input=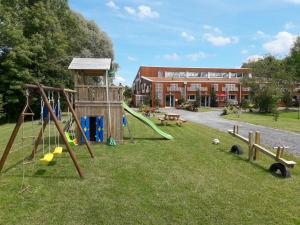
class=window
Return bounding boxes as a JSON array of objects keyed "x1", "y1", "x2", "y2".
[
  {"x1": 189, "y1": 84, "x2": 201, "y2": 91},
  {"x1": 229, "y1": 95, "x2": 236, "y2": 100},
  {"x1": 158, "y1": 71, "x2": 164, "y2": 78},
  {"x1": 211, "y1": 84, "x2": 219, "y2": 92},
  {"x1": 155, "y1": 83, "x2": 163, "y2": 102},
  {"x1": 243, "y1": 95, "x2": 249, "y2": 100},
  {"x1": 225, "y1": 84, "x2": 236, "y2": 91},
  {"x1": 169, "y1": 83, "x2": 178, "y2": 91},
  {"x1": 188, "y1": 95, "x2": 196, "y2": 101}
]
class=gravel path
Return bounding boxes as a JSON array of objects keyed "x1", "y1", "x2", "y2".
[{"x1": 161, "y1": 108, "x2": 300, "y2": 156}]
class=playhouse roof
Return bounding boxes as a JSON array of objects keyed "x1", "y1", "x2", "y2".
[{"x1": 68, "y1": 58, "x2": 111, "y2": 71}]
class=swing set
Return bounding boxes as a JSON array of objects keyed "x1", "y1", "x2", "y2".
[{"x1": 0, "y1": 83, "x2": 94, "y2": 178}]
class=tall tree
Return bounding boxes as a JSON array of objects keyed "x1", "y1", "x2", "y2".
[{"x1": 0, "y1": 0, "x2": 115, "y2": 119}]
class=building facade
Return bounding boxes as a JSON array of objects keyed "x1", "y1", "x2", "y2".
[{"x1": 132, "y1": 66, "x2": 252, "y2": 107}]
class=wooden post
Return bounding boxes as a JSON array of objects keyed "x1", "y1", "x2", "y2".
[
  {"x1": 233, "y1": 125, "x2": 236, "y2": 135},
  {"x1": 37, "y1": 84, "x2": 84, "y2": 178},
  {"x1": 254, "y1": 131, "x2": 260, "y2": 160},
  {"x1": 0, "y1": 114, "x2": 24, "y2": 172},
  {"x1": 236, "y1": 125, "x2": 239, "y2": 134},
  {"x1": 248, "y1": 132, "x2": 254, "y2": 161},
  {"x1": 276, "y1": 147, "x2": 281, "y2": 160},
  {"x1": 280, "y1": 147, "x2": 285, "y2": 158},
  {"x1": 62, "y1": 90, "x2": 94, "y2": 158}
]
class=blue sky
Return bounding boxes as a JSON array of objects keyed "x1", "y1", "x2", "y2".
[{"x1": 69, "y1": 0, "x2": 300, "y2": 85}]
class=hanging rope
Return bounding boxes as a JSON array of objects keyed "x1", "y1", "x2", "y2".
[{"x1": 41, "y1": 96, "x2": 45, "y2": 155}]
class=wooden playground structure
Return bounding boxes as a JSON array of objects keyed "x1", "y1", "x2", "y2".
[
  {"x1": 68, "y1": 58, "x2": 124, "y2": 144},
  {"x1": 228, "y1": 125, "x2": 296, "y2": 177},
  {"x1": 0, "y1": 83, "x2": 94, "y2": 178}
]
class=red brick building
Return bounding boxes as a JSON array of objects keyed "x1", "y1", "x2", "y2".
[{"x1": 132, "y1": 66, "x2": 252, "y2": 107}]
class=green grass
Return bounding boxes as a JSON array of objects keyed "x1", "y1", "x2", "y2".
[
  {"x1": 0, "y1": 116, "x2": 300, "y2": 225},
  {"x1": 224, "y1": 110, "x2": 300, "y2": 133}
]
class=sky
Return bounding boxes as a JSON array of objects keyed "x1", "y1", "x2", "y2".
[{"x1": 69, "y1": 0, "x2": 300, "y2": 85}]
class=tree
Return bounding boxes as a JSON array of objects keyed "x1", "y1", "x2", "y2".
[
  {"x1": 252, "y1": 84, "x2": 281, "y2": 113},
  {"x1": 0, "y1": 0, "x2": 115, "y2": 119},
  {"x1": 286, "y1": 36, "x2": 300, "y2": 81},
  {"x1": 194, "y1": 90, "x2": 201, "y2": 107},
  {"x1": 123, "y1": 86, "x2": 132, "y2": 100},
  {"x1": 0, "y1": 94, "x2": 5, "y2": 119},
  {"x1": 282, "y1": 89, "x2": 293, "y2": 109},
  {"x1": 210, "y1": 89, "x2": 217, "y2": 107}
]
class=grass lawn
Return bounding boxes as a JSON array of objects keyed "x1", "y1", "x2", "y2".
[
  {"x1": 224, "y1": 110, "x2": 300, "y2": 133},
  {"x1": 0, "y1": 116, "x2": 300, "y2": 225}
]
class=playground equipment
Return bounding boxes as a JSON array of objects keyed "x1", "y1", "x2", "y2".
[
  {"x1": 228, "y1": 125, "x2": 296, "y2": 178},
  {"x1": 122, "y1": 102, "x2": 174, "y2": 140},
  {"x1": 0, "y1": 83, "x2": 94, "y2": 178},
  {"x1": 68, "y1": 58, "x2": 124, "y2": 144}
]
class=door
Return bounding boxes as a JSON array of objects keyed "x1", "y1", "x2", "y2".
[
  {"x1": 81, "y1": 116, "x2": 90, "y2": 143},
  {"x1": 165, "y1": 95, "x2": 175, "y2": 107},
  {"x1": 96, "y1": 116, "x2": 104, "y2": 143}
]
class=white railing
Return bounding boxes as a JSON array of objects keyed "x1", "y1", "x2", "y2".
[
  {"x1": 167, "y1": 87, "x2": 182, "y2": 92},
  {"x1": 187, "y1": 87, "x2": 208, "y2": 91},
  {"x1": 222, "y1": 87, "x2": 238, "y2": 92},
  {"x1": 242, "y1": 87, "x2": 251, "y2": 92}
]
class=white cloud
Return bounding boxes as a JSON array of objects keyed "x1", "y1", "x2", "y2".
[
  {"x1": 124, "y1": 5, "x2": 159, "y2": 19},
  {"x1": 241, "y1": 49, "x2": 249, "y2": 55},
  {"x1": 186, "y1": 52, "x2": 207, "y2": 61},
  {"x1": 263, "y1": 31, "x2": 296, "y2": 55},
  {"x1": 181, "y1": 32, "x2": 195, "y2": 41},
  {"x1": 124, "y1": 6, "x2": 135, "y2": 15},
  {"x1": 128, "y1": 56, "x2": 137, "y2": 61},
  {"x1": 114, "y1": 74, "x2": 126, "y2": 85},
  {"x1": 246, "y1": 55, "x2": 264, "y2": 62},
  {"x1": 203, "y1": 33, "x2": 237, "y2": 46},
  {"x1": 137, "y1": 5, "x2": 159, "y2": 18},
  {"x1": 285, "y1": 0, "x2": 300, "y2": 4},
  {"x1": 106, "y1": 1, "x2": 119, "y2": 10},
  {"x1": 284, "y1": 21, "x2": 295, "y2": 30},
  {"x1": 203, "y1": 25, "x2": 221, "y2": 33},
  {"x1": 162, "y1": 53, "x2": 180, "y2": 61},
  {"x1": 161, "y1": 52, "x2": 208, "y2": 62}
]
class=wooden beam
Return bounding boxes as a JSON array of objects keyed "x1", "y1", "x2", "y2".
[
  {"x1": 0, "y1": 114, "x2": 24, "y2": 172},
  {"x1": 0, "y1": 101, "x2": 31, "y2": 172},
  {"x1": 62, "y1": 90, "x2": 94, "y2": 158},
  {"x1": 254, "y1": 144, "x2": 296, "y2": 168},
  {"x1": 37, "y1": 84, "x2": 84, "y2": 178},
  {"x1": 23, "y1": 84, "x2": 76, "y2": 93}
]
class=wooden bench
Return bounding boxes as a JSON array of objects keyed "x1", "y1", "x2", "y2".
[
  {"x1": 158, "y1": 117, "x2": 167, "y2": 125},
  {"x1": 176, "y1": 119, "x2": 187, "y2": 126}
]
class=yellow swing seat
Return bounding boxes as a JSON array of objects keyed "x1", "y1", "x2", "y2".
[
  {"x1": 40, "y1": 153, "x2": 54, "y2": 164},
  {"x1": 53, "y1": 146, "x2": 63, "y2": 155}
]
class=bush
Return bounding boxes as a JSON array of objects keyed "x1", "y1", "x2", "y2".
[{"x1": 222, "y1": 105, "x2": 239, "y2": 115}]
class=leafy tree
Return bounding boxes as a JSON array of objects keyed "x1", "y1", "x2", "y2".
[
  {"x1": 210, "y1": 89, "x2": 217, "y2": 107},
  {"x1": 286, "y1": 36, "x2": 300, "y2": 81},
  {"x1": 252, "y1": 84, "x2": 281, "y2": 113},
  {"x1": 282, "y1": 89, "x2": 293, "y2": 109},
  {"x1": 0, "y1": 94, "x2": 5, "y2": 119},
  {"x1": 0, "y1": 0, "x2": 115, "y2": 119},
  {"x1": 194, "y1": 90, "x2": 201, "y2": 107},
  {"x1": 123, "y1": 86, "x2": 132, "y2": 100}
]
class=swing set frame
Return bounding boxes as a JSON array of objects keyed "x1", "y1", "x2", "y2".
[{"x1": 0, "y1": 83, "x2": 94, "y2": 178}]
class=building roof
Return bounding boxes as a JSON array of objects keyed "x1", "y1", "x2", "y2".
[
  {"x1": 141, "y1": 76, "x2": 241, "y2": 83},
  {"x1": 68, "y1": 58, "x2": 111, "y2": 70},
  {"x1": 138, "y1": 66, "x2": 250, "y2": 78}
]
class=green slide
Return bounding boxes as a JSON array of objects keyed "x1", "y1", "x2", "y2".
[{"x1": 122, "y1": 102, "x2": 174, "y2": 140}]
